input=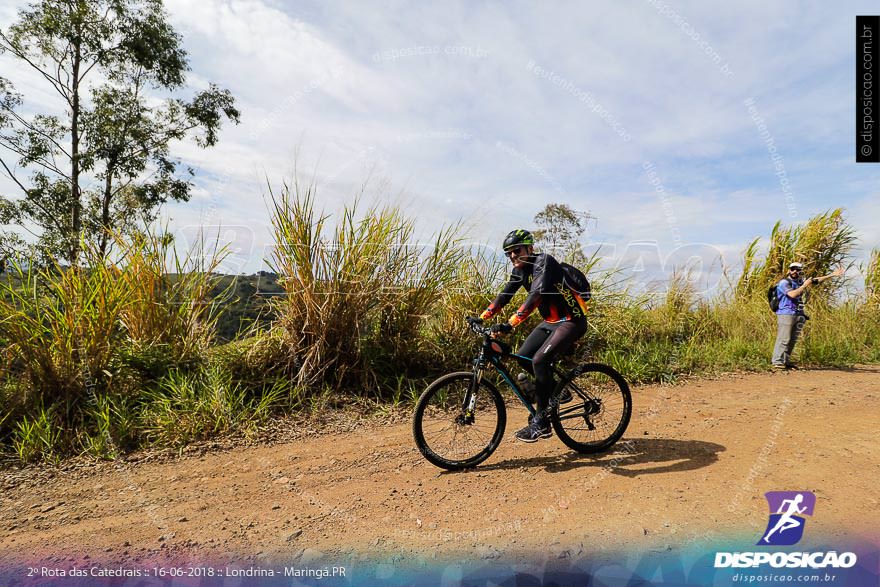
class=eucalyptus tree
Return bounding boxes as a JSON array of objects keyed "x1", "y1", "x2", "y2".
[{"x1": 0, "y1": 0, "x2": 240, "y2": 265}]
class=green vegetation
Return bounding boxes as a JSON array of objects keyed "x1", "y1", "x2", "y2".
[
  {"x1": 865, "y1": 248, "x2": 880, "y2": 306},
  {"x1": 0, "y1": 233, "x2": 285, "y2": 462},
  {"x1": 737, "y1": 209, "x2": 855, "y2": 300},
  {"x1": 1, "y1": 190, "x2": 878, "y2": 463},
  {"x1": 265, "y1": 178, "x2": 473, "y2": 390}
]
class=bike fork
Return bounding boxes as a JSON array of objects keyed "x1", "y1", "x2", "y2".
[{"x1": 463, "y1": 366, "x2": 483, "y2": 417}]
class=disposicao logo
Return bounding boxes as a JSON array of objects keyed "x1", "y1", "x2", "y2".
[
  {"x1": 758, "y1": 491, "x2": 815, "y2": 546},
  {"x1": 714, "y1": 490, "x2": 858, "y2": 569}
]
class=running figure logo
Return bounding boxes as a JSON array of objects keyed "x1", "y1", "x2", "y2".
[{"x1": 758, "y1": 491, "x2": 816, "y2": 546}]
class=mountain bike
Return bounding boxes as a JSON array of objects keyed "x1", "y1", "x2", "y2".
[{"x1": 412, "y1": 317, "x2": 632, "y2": 470}]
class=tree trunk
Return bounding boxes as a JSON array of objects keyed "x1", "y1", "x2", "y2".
[
  {"x1": 99, "y1": 167, "x2": 113, "y2": 258},
  {"x1": 69, "y1": 37, "x2": 82, "y2": 266},
  {"x1": 68, "y1": 25, "x2": 82, "y2": 267}
]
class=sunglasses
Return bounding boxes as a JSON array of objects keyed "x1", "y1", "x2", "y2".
[
  {"x1": 506, "y1": 246, "x2": 526, "y2": 257},
  {"x1": 789, "y1": 267, "x2": 801, "y2": 272}
]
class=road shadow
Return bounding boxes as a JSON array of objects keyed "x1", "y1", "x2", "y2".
[{"x1": 446, "y1": 437, "x2": 725, "y2": 477}]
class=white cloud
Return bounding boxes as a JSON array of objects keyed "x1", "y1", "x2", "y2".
[
  {"x1": 3, "y1": 0, "x2": 880, "y2": 276},
  {"x1": 850, "y1": 194, "x2": 880, "y2": 251}
]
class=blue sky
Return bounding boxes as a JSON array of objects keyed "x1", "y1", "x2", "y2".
[{"x1": 2, "y1": 1, "x2": 879, "y2": 293}]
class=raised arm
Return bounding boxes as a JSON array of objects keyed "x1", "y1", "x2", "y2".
[
  {"x1": 479, "y1": 271, "x2": 524, "y2": 320},
  {"x1": 786, "y1": 266, "x2": 845, "y2": 298},
  {"x1": 784, "y1": 279, "x2": 810, "y2": 299},
  {"x1": 811, "y1": 265, "x2": 845, "y2": 284}
]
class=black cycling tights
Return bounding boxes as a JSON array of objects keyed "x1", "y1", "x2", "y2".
[{"x1": 516, "y1": 320, "x2": 587, "y2": 417}]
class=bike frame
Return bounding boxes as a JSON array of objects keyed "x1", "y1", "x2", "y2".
[{"x1": 470, "y1": 344, "x2": 569, "y2": 419}]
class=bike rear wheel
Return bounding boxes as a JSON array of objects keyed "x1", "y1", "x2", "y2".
[
  {"x1": 550, "y1": 363, "x2": 631, "y2": 453},
  {"x1": 412, "y1": 372, "x2": 506, "y2": 470}
]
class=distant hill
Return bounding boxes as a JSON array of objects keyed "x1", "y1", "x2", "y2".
[{"x1": 209, "y1": 271, "x2": 284, "y2": 341}]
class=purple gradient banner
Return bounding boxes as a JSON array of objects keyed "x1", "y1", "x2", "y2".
[{"x1": 1, "y1": 535, "x2": 877, "y2": 586}]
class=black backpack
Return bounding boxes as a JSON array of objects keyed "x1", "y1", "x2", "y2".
[
  {"x1": 767, "y1": 278, "x2": 791, "y2": 312},
  {"x1": 560, "y1": 262, "x2": 591, "y2": 301}
]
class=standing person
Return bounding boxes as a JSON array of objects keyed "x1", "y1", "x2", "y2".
[
  {"x1": 772, "y1": 262, "x2": 845, "y2": 369},
  {"x1": 478, "y1": 229, "x2": 589, "y2": 442}
]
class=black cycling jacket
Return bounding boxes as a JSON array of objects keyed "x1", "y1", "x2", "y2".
[{"x1": 480, "y1": 253, "x2": 588, "y2": 326}]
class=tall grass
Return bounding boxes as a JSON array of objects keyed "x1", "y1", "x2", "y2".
[
  {"x1": 264, "y1": 196, "x2": 880, "y2": 387},
  {"x1": 426, "y1": 245, "x2": 508, "y2": 368},
  {"x1": 0, "y1": 256, "x2": 128, "y2": 410},
  {"x1": 2, "y1": 186, "x2": 879, "y2": 464},
  {"x1": 737, "y1": 208, "x2": 855, "y2": 301},
  {"x1": 267, "y1": 178, "x2": 469, "y2": 392},
  {"x1": 0, "y1": 231, "x2": 239, "y2": 460},
  {"x1": 865, "y1": 248, "x2": 880, "y2": 306},
  {"x1": 115, "y1": 230, "x2": 229, "y2": 379}
]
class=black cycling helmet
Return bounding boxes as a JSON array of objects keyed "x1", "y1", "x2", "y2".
[{"x1": 502, "y1": 229, "x2": 534, "y2": 252}]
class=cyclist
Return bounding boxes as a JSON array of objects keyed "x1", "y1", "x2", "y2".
[{"x1": 478, "y1": 229, "x2": 589, "y2": 442}]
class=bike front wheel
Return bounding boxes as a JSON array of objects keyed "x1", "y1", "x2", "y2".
[
  {"x1": 412, "y1": 372, "x2": 506, "y2": 470},
  {"x1": 550, "y1": 363, "x2": 631, "y2": 453}
]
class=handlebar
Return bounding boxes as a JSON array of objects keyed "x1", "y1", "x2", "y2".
[
  {"x1": 466, "y1": 316, "x2": 510, "y2": 336},
  {"x1": 465, "y1": 316, "x2": 489, "y2": 335}
]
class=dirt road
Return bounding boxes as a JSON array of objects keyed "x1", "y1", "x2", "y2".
[{"x1": 2, "y1": 366, "x2": 878, "y2": 567}]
